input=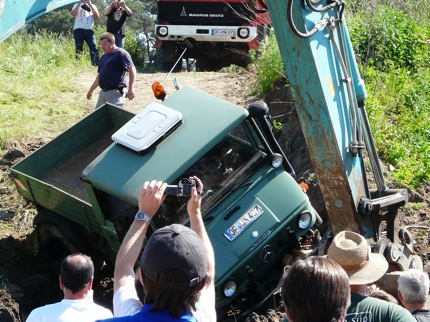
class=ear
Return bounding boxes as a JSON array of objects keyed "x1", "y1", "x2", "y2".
[
  {"x1": 285, "y1": 306, "x2": 294, "y2": 322},
  {"x1": 138, "y1": 267, "x2": 145, "y2": 283},
  {"x1": 59, "y1": 275, "x2": 64, "y2": 290},
  {"x1": 398, "y1": 290, "x2": 403, "y2": 301},
  {"x1": 88, "y1": 277, "x2": 94, "y2": 290}
]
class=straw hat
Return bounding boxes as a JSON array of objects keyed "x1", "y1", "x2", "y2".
[{"x1": 327, "y1": 231, "x2": 389, "y2": 285}]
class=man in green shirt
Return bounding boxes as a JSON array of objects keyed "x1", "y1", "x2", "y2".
[{"x1": 327, "y1": 231, "x2": 416, "y2": 322}]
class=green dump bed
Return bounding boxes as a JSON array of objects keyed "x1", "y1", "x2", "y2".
[{"x1": 10, "y1": 105, "x2": 135, "y2": 230}]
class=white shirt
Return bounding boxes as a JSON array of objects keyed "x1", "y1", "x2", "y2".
[
  {"x1": 113, "y1": 283, "x2": 216, "y2": 322},
  {"x1": 72, "y1": 3, "x2": 95, "y2": 30},
  {"x1": 26, "y1": 298, "x2": 113, "y2": 322}
]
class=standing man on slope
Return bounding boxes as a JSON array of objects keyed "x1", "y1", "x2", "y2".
[
  {"x1": 71, "y1": 0, "x2": 100, "y2": 66},
  {"x1": 104, "y1": 0, "x2": 133, "y2": 48},
  {"x1": 87, "y1": 32, "x2": 136, "y2": 109}
]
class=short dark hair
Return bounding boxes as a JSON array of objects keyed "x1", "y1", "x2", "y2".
[
  {"x1": 280, "y1": 257, "x2": 350, "y2": 322},
  {"x1": 141, "y1": 268, "x2": 206, "y2": 318},
  {"x1": 60, "y1": 253, "x2": 94, "y2": 294},
  {"x1": 100, "y1": 32, "x2": 115, "y2": 43}
]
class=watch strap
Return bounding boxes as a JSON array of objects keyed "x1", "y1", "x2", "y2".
[{"x1": 135, "y1": 211, "x2": 150, "y2": 222}]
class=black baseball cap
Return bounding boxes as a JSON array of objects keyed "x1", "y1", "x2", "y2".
[{"x1": 140, "y1": 224, "x2": 208, "y2": 287}]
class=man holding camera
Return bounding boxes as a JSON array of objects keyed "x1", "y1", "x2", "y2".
[
  {"x1": 99, "y1": 176, "x2": 216, "y2": 321},
  {"x1": 71, "y1": 0, "x2": 100, "y2": 66},
  {"x1": 104, "y1": 0, "x2": 133, "y2": 48}
]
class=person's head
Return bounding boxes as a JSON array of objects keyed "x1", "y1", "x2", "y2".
[
  {"x1": 60, "y1": 253, "x2": 94, "y2": 294},
  {"x1": 280, "y1": 257, "x2": 351, "y2": 322},
  {"x1": 368, "y1": 289, "x2": 398, "y2": 304},
  {"x1": 327, "y1": 231, "x2": 389, "y2": 286},
  {"x1": 114, "y1": 0, "x2": 124, "y2": 9},
  {"x1": 138, "y1": 224, "x2": 208, "y2": 317},
  {"x1": 100, "y1": 32, "x2": 116, "y2": 53},
  {"x1": 398, "y1": 269, "x2": 429, "y2": 308}
]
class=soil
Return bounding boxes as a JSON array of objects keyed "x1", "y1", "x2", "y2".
[{"x1": 1, "y1": 69, "x2": 429, "y2": 322}]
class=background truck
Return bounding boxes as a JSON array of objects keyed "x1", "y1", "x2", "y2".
[
  {"x1": 2, "y1": 0, "x2": 425, "y2": 320},
  {"x1": 154, "y1": 0, "x2": 271, "y2": 71}
]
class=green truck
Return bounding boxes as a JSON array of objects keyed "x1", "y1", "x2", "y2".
[{"x1": 10, "y1": 86, "x2": 319, "y2": 317}]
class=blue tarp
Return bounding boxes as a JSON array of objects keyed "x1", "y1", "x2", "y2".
[{"x1": 0, "y1": 0, "x2": 78, "y2": 44}]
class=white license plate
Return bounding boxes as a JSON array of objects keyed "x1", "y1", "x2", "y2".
[
  {"x1": 212, "y1": 28, "x2": 236, "y2": 36},
  {"x1": 224, "y1": 205, "x2": 264, "y2": 241}
]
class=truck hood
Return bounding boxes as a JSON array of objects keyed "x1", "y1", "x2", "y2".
[
  {"x1": 82, "y1": 86, "x2": 248, "y2": 203},
  {"x1": 206, "y1": 169, "x2": 314, "y2": 282}
]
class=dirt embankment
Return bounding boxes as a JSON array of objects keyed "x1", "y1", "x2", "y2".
[{"x1": 1, "y1": 69, "x2": 430, "y2": 322}]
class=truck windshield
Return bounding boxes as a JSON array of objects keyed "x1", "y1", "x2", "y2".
[{"x1": 152, "y1": 119, "x2": 268, "y2": 227}]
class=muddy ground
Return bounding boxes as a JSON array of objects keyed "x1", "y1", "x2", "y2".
[{"x1": 1, "y1": 69, "x2": 430, "y2": 322}]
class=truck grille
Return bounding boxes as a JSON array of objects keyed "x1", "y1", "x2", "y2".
[{"x1": 157, "y1": 1, "x2": 255, "y2": 25}]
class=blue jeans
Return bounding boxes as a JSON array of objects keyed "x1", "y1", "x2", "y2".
[
  {"x1": 113, "y1": 34, "x2": 125, "y2": 48},
  {"x1": 73, "y1": 28, "x2": 99, "y2": 66}
]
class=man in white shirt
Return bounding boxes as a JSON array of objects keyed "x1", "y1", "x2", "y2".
[
  {"x1": 108, "y1": 176, "x2": 216, "y2": 321},
  {"x1": 26, "y1": 253, "x2": 112, "y2": 322}
]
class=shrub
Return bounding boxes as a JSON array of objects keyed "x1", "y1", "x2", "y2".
[{"x1": 348, "y1": 6, "x2": 429, "y2": 73}]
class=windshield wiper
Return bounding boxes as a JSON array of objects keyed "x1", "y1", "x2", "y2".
[{"x1": 232, "y1": 181, "x2": 254, "y2": 191}]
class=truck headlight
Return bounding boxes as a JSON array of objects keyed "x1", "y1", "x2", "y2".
[
  {"x1": 271, "y1": 153, "x2": 283, "y2": 168},
  {"x1": 223, "y1": 280, "x2": 237, "y2": 297},
  {"x1": 157, "y1": 26, "x2": 168, "y2": 37},
  {"x1": 297, "y1": 211, "x2": 312, "y2": 229},
  {"x1": 238, "y1": 28, "x2": 249, "y2": 39}
]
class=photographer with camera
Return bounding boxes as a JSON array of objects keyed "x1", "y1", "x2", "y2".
[
  {"x1": 104, "y1": 0, "x2": 133, "y2": 48},
  {"x1": 100, "y1": 176, "x2": 216, "y2": 322},
  {"x1": 71, "y1": 0, "x2": 100, "y2": 66}
]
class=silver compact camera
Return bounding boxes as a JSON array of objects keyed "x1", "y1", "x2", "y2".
[{"x1": 165, "y1": 178, "x2": 196, "y2": 197}]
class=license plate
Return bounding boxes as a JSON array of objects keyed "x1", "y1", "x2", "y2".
[
  {"x1": 224, "y1": 205, "x2": 264, "y2": 241},
  {"x1": 212, "y1": 28, "x2": 236, "y2": 36}
]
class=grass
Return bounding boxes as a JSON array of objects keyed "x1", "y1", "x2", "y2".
[{"x1": 0, "y1": 30, "x2": 94, "y2": 151}]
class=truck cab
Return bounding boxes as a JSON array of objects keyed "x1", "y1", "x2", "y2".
[
  {"x1": 154, "y1": 0, "x2": 271, "y2": 71},
  {"x1": 11, "y1": 86, "x2": 318, "y2": 317}
]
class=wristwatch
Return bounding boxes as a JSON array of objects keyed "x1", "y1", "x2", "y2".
[{"x1": 135, "y1": 211, "x2": 150, "y2": 222}]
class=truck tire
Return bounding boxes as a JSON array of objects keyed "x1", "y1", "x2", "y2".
[
  {"x1": 36, "y1": 222, "x2": 81, "y2": 275},
  {"x1": 160, "y1": 42, "x2": 181, "y2": 72},
  {"x1": 34, "y1": 211, "x2": 104, "y2": 276}
]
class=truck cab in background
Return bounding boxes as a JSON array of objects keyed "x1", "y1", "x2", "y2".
[{"x1": 154, "y1": 0, "x2": 271, "y2": 71}]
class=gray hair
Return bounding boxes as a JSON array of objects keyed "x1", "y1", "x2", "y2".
[{"x1": 398, "y1": 269, "x2": 429, "y2": 304}]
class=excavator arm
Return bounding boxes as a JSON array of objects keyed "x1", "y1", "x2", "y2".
[{"x1": 266, "y1": 0, "x2": 422, "y2": 272}]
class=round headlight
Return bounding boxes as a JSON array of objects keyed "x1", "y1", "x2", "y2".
[
  {"x1": 157, "y1": 26, "x2": 168, "y2": 37},
  {"x1": 223, "y1": 280, "x2": 237, "y2": 297},
  {"x1": 238, "y1": 28, "x2": 249, "y2": 39},
  {"x1": 297, "y1": 211, "x2": 312, "y2": 229},
  {"x1": 271, "y1": 153, "x2": 283, "y2": 168}
]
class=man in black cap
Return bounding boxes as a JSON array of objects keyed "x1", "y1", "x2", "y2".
[{"x1": 98, "y1": 176, "x2": 215, "y2": 321}]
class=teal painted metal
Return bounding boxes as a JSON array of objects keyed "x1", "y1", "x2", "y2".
[
  {"x1": 82, "y1": 86, "x2": 249, "y2": 204},
  {"x1": 266, "y1": 0, "x2": 369, "y2": 234},
  {"x1": 0, "y1": 0, "x2": 78, "y2": 44},
  {"x1": 10, "y1": 104, "x2": 135, "y2": 233}
]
